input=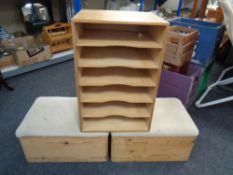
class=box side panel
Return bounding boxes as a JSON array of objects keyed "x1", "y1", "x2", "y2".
[
  {"x1": 111, "y1": 136, "x2": 196, "y2": 162},
  {"x1": 20, "y1": 137, "x2": 108, "y2": 162}
]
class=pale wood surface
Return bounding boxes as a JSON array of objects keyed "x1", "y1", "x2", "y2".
[
  {"x1": 72, "y1": 10, "x2": 168, "y2": 132},
  {"x1": 72, "y1": 10, "x2": 168, "y2": 25},
  {"x1": 79, "y1": 68, "x2": 156, "y2": 87},
  {"x1": 80, "y1": 86, "x2": 154, "y2": 103},
  {"x1": 78, "y1": 47, "x2": 159, "y2": 69},
  {"x1": 111, "y1": 136, "x2": 196, "y2": 162},
  {"x1": 77, "y1": 30, "x2": 162, "y2": 48},
  {"x1": 82, "y1": 117, "x2": 149, "y2": 132},
  {"x1": 20, "y1": 137, "x2": 108, "y2": 162},
  {"x1": 43, "y1": 23, "x2": 72, "y2": 53},
  {"x1": 81, "y1": 102, "x2": 153, "y2": 118}
]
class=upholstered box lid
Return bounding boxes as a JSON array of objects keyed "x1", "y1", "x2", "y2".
[
  {"x1": 16, "y1": 97, "x2": 108, "y2": 137},
  {"x1": 112, "y1": 98, "x2": 199, "y2": 137}
]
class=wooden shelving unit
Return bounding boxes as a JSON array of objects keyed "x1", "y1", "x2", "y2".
[{"x1": 72, "y1": 10, "x2": 168, "y2": 132}]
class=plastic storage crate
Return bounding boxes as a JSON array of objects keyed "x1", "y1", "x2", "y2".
[
  {"x1": 170, "y1": 18, "x2": 225, "y2": 66},
  {"x1": 158, "y1": 63, "x2": 203, "y2": 107}
]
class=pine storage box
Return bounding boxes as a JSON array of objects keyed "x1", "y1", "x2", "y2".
[
  {"x1": 2, "y1": 36, "x2": 51, "y2": 66},
  {"x1": 111, "y1": 98, "x2": 199, "y2": 162},
  {"x1": 42, "y1": 23, "x2": 72, "y2": 53},
  {"x1": 16, "y1": 97, "x2": 109, "y2": 162},
  {"x1": 72, "y1": 10, "x2": 168, "y2": 132}
]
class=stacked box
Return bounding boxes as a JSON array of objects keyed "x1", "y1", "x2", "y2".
[
  {"x1": 163, "y1": 26, "x2": 198, "y2": 74},
  {"x1": 2, "y1": 36, "x2": 51, "y2": 66},
  {"x1": 170, "y1": 18, "x2": 225, "y2": 66},
  {"x1": 16, "y1": 97, "x2": 109, "y2": 162}
]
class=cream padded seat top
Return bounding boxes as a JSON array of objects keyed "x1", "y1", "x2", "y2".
[
  {"x1": 16, "y1": 97, "x2": 108, "y2": 137},
  {"x1": 112, "y1": 98, "x2": 199, "y2": 137}
]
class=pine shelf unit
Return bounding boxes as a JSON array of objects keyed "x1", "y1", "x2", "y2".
[{"x1": 72, "y1": 10, "x2": 168, "y2": 132}]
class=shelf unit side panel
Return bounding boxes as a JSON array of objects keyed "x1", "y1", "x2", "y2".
[{"x1": 72, "y1": 22, "x2": 84, "y2": 130}]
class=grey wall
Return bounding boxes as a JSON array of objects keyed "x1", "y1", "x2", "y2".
[
  {"x1": 0, "y1": 0, "x2": 62, "y2": 33},
  {"x1": 0, "y1": 0, "x2": 203, "y2": 33},
  {"x1": 0, "y1": 0, "x2": 25, "y2": 33}
]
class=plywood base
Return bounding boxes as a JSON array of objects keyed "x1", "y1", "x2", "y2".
[
  {"x1": 20, "y1": 137, "x2": 108, "y2": 162},
  {"x1": 111, "y1": 136, "x2": 196, "y2": 162}
]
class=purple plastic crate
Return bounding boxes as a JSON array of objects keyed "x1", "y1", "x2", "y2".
[{"x1": 158, "y1": 64, "x2": 203, "y2": 107}]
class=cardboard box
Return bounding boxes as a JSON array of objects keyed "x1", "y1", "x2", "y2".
[
  {"x1": 2, "y1": 36, "x2": 52, "y2": 66},
  {"x1": 0, "y1": 54, "x2": 16, "y2": 69}
]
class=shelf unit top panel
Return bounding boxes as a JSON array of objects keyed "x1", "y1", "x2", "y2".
[{"x1": 72, "y1": 10, "x2": 169, "y2": 26}]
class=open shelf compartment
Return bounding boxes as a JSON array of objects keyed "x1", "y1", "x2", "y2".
[
  {"x1": 80, "y1": 101, "x2": 154, "y2": 118},
  {"x1": 78, "y1": 67, "x2": 158, "y2": 87},
  {"x1": 82, "y1": 116, "x2": 151, "y2": 132},
  {"x1": 80, "y1": 85, "x2": 155, "y2": 103},
  {"x1": 77, "y1": 46, "x2": 162, "y2": 69},
  {"x1": 75, "y1": 23, "x2": 167, "y2": 48}
]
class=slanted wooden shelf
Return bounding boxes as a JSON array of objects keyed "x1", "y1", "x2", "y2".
[
  {"x1": 72, "y1": 10, "x2": 168, "y2": 132},
  {"x1": 80, "y1": 86, "x2": 154, "y2": 103}
]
